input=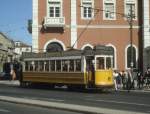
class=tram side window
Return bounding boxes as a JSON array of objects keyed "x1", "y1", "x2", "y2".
[
  {"x1": 29, "y1": 61, "x2": 34, "y2": 71},
  {"x1": 106, "y1": 57, "x2": 111, "y2": 69},
  {"x1": 96, "y1": 57, "x2": 104, "y2": 70},
  {"x1": 56, "y1": 60, "x2": 61, "y2": 72},
  {"x1": 45, "y1": 61, "x2": 49, "y2": 71},
  {"x1": 75, "y1": 59, "x2": 81, "y2": 72},
  {"x1": 50, "y1": 60, "x2": 55, "y2": 71},
  {"x1": 34, "y1": 61, "x2": 38, "y2": 71},
  {"x1": 25, "y1": 61, "x2": 29, "y2": 71},
  {"x1": 39, "y1": 61, "x2": 44, "y2": 71},
  {"x1": 62, "y1": 60, "x2": 68, "y2": 72},
  {"x1": 69, "y1": 60, "x2": 74, "y2": 72}
]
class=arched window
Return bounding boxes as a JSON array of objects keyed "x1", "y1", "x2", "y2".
[
  {"x1": 107, "y1": 46, "x2": 115, "y2": 68},
  {"x1": 127, "y1": 46, "x2": 136, "y2": 68},
  {"x1": 46, "y1": 42, "x2": 63, "y2": 52},
  {"x1": 83, "y1": 46, "x2": 93, "y2": 50}
]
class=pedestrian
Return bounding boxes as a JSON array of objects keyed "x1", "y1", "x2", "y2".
[
  {"x1": 144, "y1": 67, "x2": 150, "y2": 88},
  {"x1": 137, "y1": 70, "x2": 143, "y2": 89},
  {"x1": 10, "y1": 62, "x2": 16, "y2": 81},
  {"x1": 121, "y1": 70, "x2": 126, "y2": 89},
  {"x1": 126, "y1": 69, "x2": 133, "y2": 92},
  {"x1": 113, "y1": 70, "x2": 119, "y2": 91}
]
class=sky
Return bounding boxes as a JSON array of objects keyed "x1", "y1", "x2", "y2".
[{"x1": 0, "y1": 0, "x2": 32, "y2": 45}]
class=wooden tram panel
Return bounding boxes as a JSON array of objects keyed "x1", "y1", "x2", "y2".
[{"x1": 23, "y1": 72, "x2": 85, "y2": 84}]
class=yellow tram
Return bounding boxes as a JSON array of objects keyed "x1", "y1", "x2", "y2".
[{"x1": 20, "y1": 45, "x2": 114, "y2": 90}]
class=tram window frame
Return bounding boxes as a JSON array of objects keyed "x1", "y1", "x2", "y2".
[
  {"x1": 50, "y1": 60, "x2": 55, "y2": 72},
  {"x1": 25, "y1": 61, "x2": 29, "y2": 71},
  {"x1": 106, "y1": 57, "x2": 112, "y2": 69},
  {"x1": 62, "y1": 60, "x2": 68, "y2": 72},
  {"x1": 69, "y1": 60, "x2": 74, "y2": 72},
  {"x1": 30, "y1": 61, "x2": 34, "y2": 71},
  {"x1": 27, "y1": 61, "x2": 34, "y2": 71},
  {"x1": 34, "y1": 61, "x2": 39, "y2": 71},
  {"x1": 96, "y1": 57, "x2": 105, "y2": 70},
  {"x1": 45, "y1": 60, "x2": 50, "y2": 72},
  {"x1": 39, "y1": 61, "x2": 44, "y2": 71},
  {"x1": 56, "y1": 60, "x2": 61, "y2": 72},
  {"x1": 75, "y1": 59, "x2": 81, "y2": 72}
]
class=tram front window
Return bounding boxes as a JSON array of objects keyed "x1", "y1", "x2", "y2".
[
  {"x1": 106, "y1": 57, "x2": 111, "y2": 69},
  {"x1": 96, "y1": 57, "x2": 104, "y2": 70}
]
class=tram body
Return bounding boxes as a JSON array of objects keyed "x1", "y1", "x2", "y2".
[{"x1": 20, "y1": 45, "x2": 114, "y2": 89}]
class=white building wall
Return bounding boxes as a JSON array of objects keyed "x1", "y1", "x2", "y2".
[
  {"x1": 143, "y1": 0, "x2": 150, "y2": 48},
  {"x1": 32, "y1": 0, "x2": 39, "y2": 52},
  {"x1": 71, "y1": 0, "x2": 77, "y2": 48},
  {"x1": 143, "y1": 0, "x2": 150, "y2": 71}
]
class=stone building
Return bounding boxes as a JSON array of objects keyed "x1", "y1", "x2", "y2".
[
  {"x1": 14, "y1": 41, "x2": 32, "y2": 60},
  {"x1": 0, "y1": 32, "x2": 14, "y2": 72}
]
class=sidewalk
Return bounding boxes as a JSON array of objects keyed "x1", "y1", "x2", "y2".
[
  {"x1": 0, "y1": 80, "x2": 20, "y2": 86},
  {"x1": 0, "y1": 80, "x2": 150, "y2": 92}
]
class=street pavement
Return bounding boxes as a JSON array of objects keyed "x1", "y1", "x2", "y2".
[{"x1": 0, "y1": 80, "x2": 150, "y2": 114}]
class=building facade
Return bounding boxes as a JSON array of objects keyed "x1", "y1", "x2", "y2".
[
  {"x1": 0, "y1": 32, "x2": 14, "y2": 72},
  {"x1": 143, "y1": 0, "x2": 150, "y2": 71},
  {"x1": 14, "y1": 41, "x2": 32, "y2": 60},
  {"x1": 31, "y1": 0, "x2": 148, "y2": 71}
]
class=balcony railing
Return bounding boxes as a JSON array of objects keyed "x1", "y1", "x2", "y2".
[{"x1": 43, "y1": 17, "x2": 65, "y2": 28}]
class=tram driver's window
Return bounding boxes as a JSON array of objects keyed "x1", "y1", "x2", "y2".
[
  {"x1": 75, "y1": 59, "x2": 81, "y2": 72},
  {"x1": 106, "y1": 57, "x2": 111, "y2": 69},
  {"x1": 96, "y1": 57, "x2": 104, "y2": 70}
]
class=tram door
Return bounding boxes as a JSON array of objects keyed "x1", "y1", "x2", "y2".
[{"x1": 86, "y1": 56, "x2": 95, "y2": 87}]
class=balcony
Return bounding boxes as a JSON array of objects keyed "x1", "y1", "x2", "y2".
[{"x1": 43, "y1": 17, "x2": 65, "y2": 28}]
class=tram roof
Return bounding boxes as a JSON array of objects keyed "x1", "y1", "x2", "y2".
[{"x1": 22, "y1": 45, "x2": 113, "y2": 59}]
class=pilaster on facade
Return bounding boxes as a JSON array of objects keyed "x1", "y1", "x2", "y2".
[
  {"x1": 143, "y1": 0, "x2": 150, "y2": 71},
  {"x1": 143, "y1": 0, "x2": 150, "y2": 48},
  {"x1": 71, "y1": 0, "x2": 77, "y2": 48},
  {"x1": 32, "y1": 0, "x2": 39, "y2": 52}
]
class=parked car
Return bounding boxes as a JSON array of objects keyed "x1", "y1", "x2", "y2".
[{"x1": 0, "y1": 72, "x2": 11, "y2": 80}]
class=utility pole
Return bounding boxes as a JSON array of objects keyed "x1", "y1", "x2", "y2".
[{"x1": 128, "y1": 5, "x2": 134, "y2": 70}]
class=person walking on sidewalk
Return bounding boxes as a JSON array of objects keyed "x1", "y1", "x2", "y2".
[
  {"x1": 137, "y1": 70, "x2": 143, "y2": 89},
  {"x1": 113, "y1": 70, "x2": 119, "y2": 91},
  {"x1": 126, "y1": 69, "x2": 133, "y2": 92}
]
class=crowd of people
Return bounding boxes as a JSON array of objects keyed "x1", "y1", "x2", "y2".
[
  {"x1": 113, "y1": 67, "x2": 150, "y2": 92},
  {"x1": 3, "y1": 61, "x2": 22, "y2": 81}
]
